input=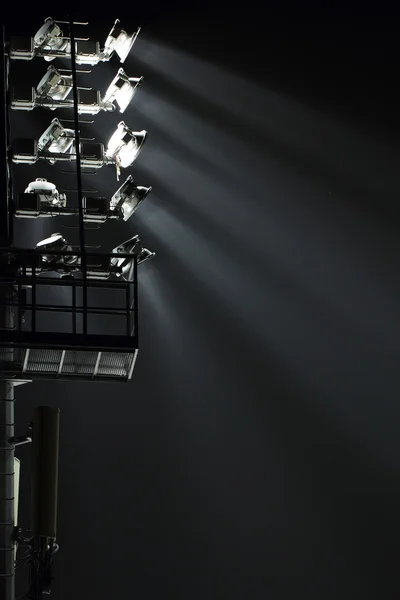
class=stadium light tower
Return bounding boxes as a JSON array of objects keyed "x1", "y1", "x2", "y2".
[{"x1": 1, "y1": 16, "x2": 155, "y2": 600}]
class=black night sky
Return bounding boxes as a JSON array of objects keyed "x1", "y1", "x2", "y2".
[{"x1": 4, "y1": 2, "x2": 400, "y2": 598}]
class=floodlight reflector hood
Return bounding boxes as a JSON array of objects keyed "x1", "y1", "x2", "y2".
[
  {"x1": 26, "y1": 179, "x2": 56, "y2": 194},
  {"x1": 111, "y1": 235, "x2": 155, "y2": 279},
  {"x1": 105, "y1": 122, "x2": 147, "y2": 169},
  {"x1": 36, "y1": 65, "x2": 72, "y2": 101},
  {"x1": 103, "y1": 20, "x2": 140, "y2": 63},
  {"x1": 136, "y1": 247, "x2": 156, "y2": 265},
  {"x1": 34, "y1": 17, "x2": 69, "y2": 60},
  {"x1": 38, "y1": 118, "x2": 75, "y2": 154},
  {"x1": 25, "y1": 178, "x2": 67, "y2": 209},
  {"x1": 103, "y1": 69, "x2": 143, "y2": 113},
  {"x1": 36, "y1": 233, "x2": 78, "y2": 269},
  {"x1": 110, "y1": 175, "x2": 152, "y2": 221}
]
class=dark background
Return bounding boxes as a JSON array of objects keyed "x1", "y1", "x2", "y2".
[{"x1": 4, "y1": 2, "x2": 400, "y2": 598}]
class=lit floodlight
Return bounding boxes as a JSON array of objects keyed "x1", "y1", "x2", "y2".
[
  {"x1": 36, "y1": 65, "x2": 72, "y2": 101},
  {"x1": 103, "y1": 69, "x2": 143, "y2": 113},
  {"x1": 111, "y1": 234, "x2": 155, "y2": 279},
  {"x1": 33, "y1": 17, "x2": 69, "y2": 61},
  {"x1": 105, "y1": 122, "x2": 147, "y2": 171},
  {"x1": 35, "y1": 232, "x2": 78, "y2": 272},
  {"x1": 109, "y1": 175, "x2": 152, "y2": 221},
  {"x1": 103, "y1": 20, "x2": 140, "y2": 63},
  {"x1": 25, "y1": 178, "x2": 67, "y2": 208},
  {"x1": 38, "y1": 118, "x2": 75, "y2": 156}
]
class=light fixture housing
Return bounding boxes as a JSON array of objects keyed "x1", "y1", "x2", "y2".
[
  {"x1": 36, "y1": 65, "x2": 72, "y2": 101},
  {"x1": 109, "y1": 175, "x2": 152, "y2": 221},
  {"x1": 33, "y1": 17, "x2": 69, "y2": 61},
  {"x1": 16, "y1": 178, "x2": 67, "y2": 218},
  {"x1": 111, "y1": 235, "x2": 155, "y2": 279},
  {"x1": 83, "y1": 197, "x2": 109, "y2": 223},
  {"x1": 105, "y1": 122, "x2": 147, "y2": 169},
  {"x1": 12, "y1": 139, "x2": 38, "y2": 164},
  {"x1": 103, "y1": 69, "x2": 143, "y2": 113},
  {"x1": 25, "y1": 178, "x2": 66, "y2": 206},
  {"x1": 35, "y1": 233, "x2": 78, "y2": 272},
  {"x1": 38, "y1": 118, "x2": 75, "y2": 155},
  {"x1": 11, "y1": 84, "x2": 35, "y2": 111},
  {"x1": 103, "y1": 20, "x2": 140, "y2": 63}
]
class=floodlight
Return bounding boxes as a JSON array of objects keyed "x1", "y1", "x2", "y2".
[
  {"x1": 111, "y1": 235, "x2": 155, "y2": 279},
  {"x1": 109, "y1": 175, "x2": 152, "y2": 221},
  {"x1": 25, "y1": 178, "x2": 67, "y2": 209},
  {"x1": 136, "y1": 247, "x2": 155, "y2": 265},
  {"x1": 102, "y1": 69, "x2": 143, "y2": 113},
  {"x1": 105, "y1": 122, "x2": 147, "y2": 169},
  {"x1": 35, "y1": 233, "x2": 78, "y2": 272},
  {"x1": 103, "y1": 20, "x2": 140, "y2": 63},
  {"x1": 36, "y1": 65, "x2": 72, "y2": 101},
  {"x1": 38, "y1": 118, "x2": 75, "y2": 155},
  {"x1": 33, "y1": 17, "x2": 69, "y2": 60}
]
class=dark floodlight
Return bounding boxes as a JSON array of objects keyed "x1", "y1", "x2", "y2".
[
  {"x1": 38, "y1": 118, "x2": 75, "y2": 155},
  {"x1": 103, "y1": 20, "x2": 140, "y2": 63},
  {"x1": 111, "y1": 234, "x2": 155, "y2": 279},
  {"x1": 25, "y1": 178, "x2": 67, "y2": 208},
  {"x1": 33, "y1": 17, "x2": 69, "y2": 60},
  {"x1": 109, "y1": 175, "x2": 152, "y2": 221},
  {"x1": 106, "y1": 122, "x2": 147, "y2": 176},
  {"x1": 36, "y1": 232, "x2": 78, "y2": 269},
  {"x1": 103, "y1": 68, "x2": 143, "y2": 113},
  {"x1": 15, "y1": 178, "x2": 67, "y2": 218}
]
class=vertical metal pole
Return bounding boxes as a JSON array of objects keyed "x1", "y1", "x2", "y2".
[
  {"x1": 0, "y1": 25, "x2": 16, "y2": 600},
  {"x1": 72, "y1": 282, "x2": 76, "y2": 334},
  {"x1": 133, "y1": 255, "x2": 138, "y2": 342},
  {"x1": 31, "y1": 255, "x2": 36, "y2": 333},
  {"x1": 68, "y1": 15, "x2": 87, "y2": 334},
  {"x1": 126, "y1": 282, "x2": 130, "y2": 337}
]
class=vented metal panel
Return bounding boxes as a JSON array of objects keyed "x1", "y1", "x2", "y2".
[
  {"x1": 0, "y1": 347, "x2": 136, "y2": 382},
  {"x1": 98, "y1": 352, "x2": 134, "y2": 377},
  {"x1": 26, "y1": 348, "x2": 64, "y2": 374},
  {"x1": 62, "y1": 350, "x2": 98, "y2": 376}
]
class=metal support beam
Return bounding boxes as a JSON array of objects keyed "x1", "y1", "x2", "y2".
[{"x1": 68, "y1": 15, "x2": 87, "y2": 335}]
